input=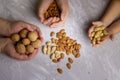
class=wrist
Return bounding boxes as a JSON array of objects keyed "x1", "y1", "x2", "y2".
[
  {"x1": 0, "y1": 38, "x2": 12, "y2": 53},
  {"x1": 106, "y1": 27, "x2": 115, "y2": 36},
  {"x1": 0, "y1": 18, "x2": 11, "y2": 36}
]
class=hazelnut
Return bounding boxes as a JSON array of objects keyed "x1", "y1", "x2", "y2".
[
  {"x1": 28, "y1": 31, "x2": 38, "y2": 41},
  {"x1": 16, "y1": 43, "x2": 26, "y2": 54},
  {"x1": 31, "y1": 39, "x2": 41, "y2": 48},
  {"x1": 26, "y1": 45, "x2": 34, "y2": 53},
  {"x1": 11, "y1": 33, "x2": 20, "y2": 42}
]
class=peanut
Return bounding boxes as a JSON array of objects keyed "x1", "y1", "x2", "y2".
[
  {"x1": 50, "y1": 31, "x2": 55, "y2": 37},
  {"x1": 55, "y1": 52, "x2": 60, "y2": 58},
  {"x1": 66, "y1": 63, "x2": 71, "y2": 69},
  {"x1": 60, "y1": 53, "x2": 65, "y2": 59},
  {"x1": 68, "y1": 58, "x2": 74, "y2": 64},
  {"x1": 46, "y1": 46, "x2": 51, "y2": 55},
  {"x1": 50, "y1": 53, "x2": 55, "y2": 60},
  {"x1": 43, "y1": 45, "x2": 47, "y2": 54},
  {"x1": 57, "y1": 68, "x2": 63, "y2": 74},
  {"x1": 75, "y1": 53, "x2": 80, "y2": 58},
  {"x1": 91, "y1": 26, "x2": 108, "y2": 45},
  {"x1": 52, "y1": 59, "x2": 58, "y2": 63},
  {"x1": 51, "y1": 46, "x2": 56, "y2": 53}
]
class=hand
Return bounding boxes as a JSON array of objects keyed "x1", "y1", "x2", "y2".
[
  {"x1": 50, "y1": 0, "x2": 69, "y2": 27},
  {"x1": 1, "y1": 38, "x2": 38, "y2": 60},
  {"x1": 38, "y1": 0, "x2": 54, "y2": 23},
  {"x1": 88, "y1": 21, "x2": 104, "y2": 40},
  {"x1": 38, "y1": 0, "x2": 69, "y2": 27},
  {"x1": 4, "y1": 21, "x2": 43, "y2": 42},
  {"x1": 0, "y1": 20, "x2": 43, "y2": 60},
  {"x1": 88, "y1": 21, "x2": 114, "y2": 47},
  {"x1": 93, "y1": 28, "x2": 114, "y2": 47}
]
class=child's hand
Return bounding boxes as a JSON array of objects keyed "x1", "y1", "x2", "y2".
[
  {"x1": 88, "y1": 21, "x2": 104, "y2": 40},
  {"x1": 1, "y1": 38, "x2": 38, "y2": 60},
  {"x1": 38, "y1": 0, "x2": 69, "y2": 27},
  {"x1": 93, "y1": 28, "x2": 114, "y2": 47},
  {"x1": 88, "y1": 21, "x2": 114, "y2": 47}
]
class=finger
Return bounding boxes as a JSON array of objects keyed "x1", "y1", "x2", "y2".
[
  {"x1": 38, "y1": 12, "x2": 45, "y2": 23},
  {"x1": 50, "y1": 20, "x2": 64, "y2": 28},
  {"x1": 10, "y1": 50, "x2": 29, "y2": 60},
  {"x1": 51, "y1": 17, "x2": 57, "y2": 23},
  {"x1": 28, "y1": 49, "x2": 38, "y2": 60},
  {"x1": 88, "y1": 26, "x2": 95, "y2": 39},
  {"x1": 36, "y1": 27, "x2": 44, "y2": 42},
  {"x1": 92, "y1": 21, "x2": 103, "y2": 26},
  {"x1": 17, "y1": 22, "x2": 37, "y2": 32},
  {"x1": 43, "y1": 17, "x2": 53, "y2": 25},
  {"x1": 56, "y1": 17, "x2": 60, "y2": 22}
]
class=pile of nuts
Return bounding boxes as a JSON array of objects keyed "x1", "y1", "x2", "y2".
[
  {"x1": 91, "y1": 26, "x2": 108, "y2": 45},
  {"x1": 11, "y1": 29, "x2": 41, "y2": 55},
  {"x1": 44, "y1": 1, "x2": 61, "y2": 19},
  {"x1": 42, "y1": 29, "x2": 81, "y2": 74}
]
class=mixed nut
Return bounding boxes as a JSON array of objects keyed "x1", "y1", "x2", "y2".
[{"x1": 42, "y1": 29, "x2": 82, "y2": 74}]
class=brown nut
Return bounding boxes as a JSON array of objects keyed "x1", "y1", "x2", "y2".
[
  {"x1": 57, "y1": 68, "x2": 63, "y2": 74},
  {"x1": 11, "y1": 33, "x2": 20, "y2": 42},
  {"x1": 22, "y1": 38, "x2": 30, "y2": 45},
  {"x1": 52, "y1": 59, "x2": 58, "y2": 63},
  {"x1": 28, "y1": 31, "x2": 38, "y2": 41},
  {"x1": 26, "y1": 45, "x2": 34, "y2": 53},
  {"x1": 66, "y1": 63, "x2": 71, "y2": 69},
  {"x1": 16, "y1": 43, "x2": 26, "y2": 54},
  {"x1": 60, "y1": 53, "x2": 65, "y2": 59},
  {"x1": 50, "y1": 31, "x2": 55, "y2": 37},
  {"x1": 75, "y1": 53, "x2": 80, "y2": 58},
  {"x1": 68, "y1": 57, "x2": 74, "y2": 64},
  {"x1": 31, "y1": 39, "x2": 41, "y2": 48},
  {"x1": 60, "y1": 29, "x2": 65, "y2": 33},
  {"x1": 19, "y1": 29, "x2": 28, "y2": 38}
]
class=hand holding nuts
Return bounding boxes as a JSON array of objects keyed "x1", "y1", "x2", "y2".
[
  {"x1": 11, "y1": 29, "x2": 42, "y2": 55},
  {"x1": 44, "y1": 1, "x2": 61, "y2": 19},
  {"x1": 91, "y1": 26, "x2": 108, "y2": 45}
]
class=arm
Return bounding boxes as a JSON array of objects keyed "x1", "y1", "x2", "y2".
[
  {"x1": 0, "y1": 18, "x2": 11, "y2": 36},
  {"x1": 107, "y1": 19, "x2": 120, "y2": 35},
  {"x1": 101, "y1": 0, "x2": 120, "y2": 27},
  {"x1": 0, "y1": 38, "x2": 10, "y2": 53}
]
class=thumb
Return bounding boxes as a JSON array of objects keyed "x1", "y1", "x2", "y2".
[
  {"x1": 61, "y1": 11, "x2": 65, "y2": 21},
  {"x1": 92, "y1": 21, "x2": 103, "y2": 26},
  {"x1": 38, "y1": 12, "x2": 45, "y2": 23}
]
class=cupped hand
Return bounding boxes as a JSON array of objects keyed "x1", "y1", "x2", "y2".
[
  {"x1": 50, "y1": 0, "x2": 69, "y2": 27},
  {"x1": 38, "y1": 0, "x2": 69, "y2": 27},
  {"x1": 38, "y1": 0, "x2": 54, "y2": 23},
  {"x1": 2, "y1": 38, "x2": 39, "y2": 60},
  {"x1": 88, "y1": 21, "x2": 104, "y2": 40},
  {"x1": 8, "y1": 21, "x2": 43, "y2": 42},
  {"x1": 93, "y1": 28, "x2": 114, "y2": 47}
]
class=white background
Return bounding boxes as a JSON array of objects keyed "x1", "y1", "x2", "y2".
[{"x1": 0, "y1": 0, "x2": 120, "y2": 80}]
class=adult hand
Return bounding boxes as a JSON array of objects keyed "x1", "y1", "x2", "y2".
[
  {"x1": 1, "y1": 38, "x2": 39, "y2": 60},
  {"x1": 38, "y1": 0, "x2": 69, "y2": 27},
  {"x1": 38, "y1": 0, "x2": 54, "y2": 23}
]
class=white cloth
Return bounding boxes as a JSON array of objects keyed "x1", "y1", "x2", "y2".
[{"x1": 0, "y1": 0, "x2": 120, "y2": 80}]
